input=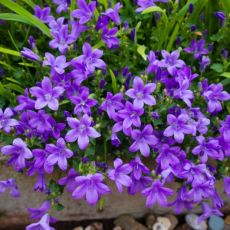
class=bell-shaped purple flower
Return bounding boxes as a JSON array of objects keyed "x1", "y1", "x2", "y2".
[
  {"x1": 104, "y1": 3, "x2": 123, "y2": 24},
  {"x1": 0, "y1": 178, "x2": 20, "y2": 198},
  {"x1": 184, "y1": 39, "x2": 208, "y2": 59},
  {"x1": 102, "y1": 27, "x2": 120, "y2": 49},
  {"x1": 44, "y1": 138, "x2": 73, "y2": 173},
  {"x1": 26, "y1": 213, "x2": 54, "y2": 230},
  {"x1": 129, "y1": 125, "x2": 158, "y2": 157},
  {"x1": 28, "y1": 201, "x2": 51, "y2": 220},
  {"x1": 0, "y1": 108, "x2": 18, "y2": 133},
  {"x1": 142, "y1": 179, "x2": 174, "y2": 207},
  {"x1": 53, "y1": 0, "x2": 69, "y2": 14},
  {"x1": 163, "y1": 113, "x2": 193, "y2": 143},
  {"x1": 126, "y1": 76, "x2": 156, "y2": 108},
  {"x1": 107, "y1": 158, "x2": 132, "y2": 192},
  {"x1": 21, "y1": 48, "x2": 41, "y2": 61},
  {"x1": 224, "y1": 177, "x2": 230, "y2": 196},
  {"x1": 1, "y1": 138, "x2": 33, "y2": 170},
  {"x1": 72, "y1": 173, "x2": 110, "y2": 205},
  {"x1": 34, "y1": 6, "x2": 54, "y2": 24},
  {"x1": 71, "y1": 0, "x2": 96, "y2": 24},
  {"x1": 30, "y1": 77, "x2": 65, "y2": 111},
  {"x1": 65, "y1": 114, "x2": 101, "y2": 150}
]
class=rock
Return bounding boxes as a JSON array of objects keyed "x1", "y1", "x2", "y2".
[
  {"x1": 152, "y1": 222, "x2": 168, "y2": 230},
  {"x1": 145, "y1": 214, "x2": 156, "y2": 229},
  {"x1": 114, "y1": 214, "x2": 148, "y2": 230},
  {"x1": 85, "y1": 225, "x2": 96, "y2": 230},
  {"x1": 156, "y1": 217, "x2": 171, "y2": 229},
  {"x1": 208, "y1": 215, "x2": 224, "y2": 230},
  {"x1": 73, "y1": 227, "x2": 84, "y2": 230},
  {"x1": 113, "y1": 227, "x2": 122, "y2": 230},
  {"x1": 175, "y1": 223, "x2": 193, "y2": 230},
  {"x1": 92, "y1": 222, "x2": 103, "y2": 230},
  {"x1": 225, "y1": 216, "x2": 230, "y2": 225},
  {"x1": 165, "y1": 214, "x2": 178, "y2": 230},
  {"x1": 224, "y1": 224, "x2": 230, "y2": 230},
  {"x1": 185, "y1": 214, "x2": 207, "y2": 230}
]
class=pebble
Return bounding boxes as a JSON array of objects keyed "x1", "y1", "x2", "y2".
[
  {"x1": 165, "y1": 215, "x2": 178, "y2": 230},
  {"x1": 208, "y1": 215, "x2": 224, "y2": 230},
  {"x1": 152, "y1": 222, "x2": 168, "y2": 230},
  {"x1": 225, "y1": 216, "x2": 230, "y2": 225},
  {"x1": 156, "y1": 217, "x2": 171, "y2": 229},
  {"x1": 145, "y1": 214, "x2": 156, "y2": 229},
  {"x1": 114, "y1": 214, "x2": 148, "y2": 230},
  {"x1": 113, "y1": 227, "x2": 122, "y2": 230},
  {"x1": 92, "y1": 222, "x2": 103, "y2": 230},
  {"x1": 185, "y1": 214, "x2": 207, "y2": 230},
  {"x1": 175, "y1": 223, "x2": 193, "y2": 230},
  {"x1": 73, "y1": 227, "x2": 84, "y2": 230},
  {"x1": 85, "y1": 225, "x2": 96, "y2": 230}
]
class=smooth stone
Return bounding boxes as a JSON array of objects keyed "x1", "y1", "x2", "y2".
[
  {"x1": 185, "y1": 214, "x2": 207, "y2": 230},
  {"x1": 85, "y1": 225, "x2": 96, "y2": 230},
  {"x1": 113, "y1": 227, "x2": 122, "y2": 230},
  {"x1": 165, "y1": 214, "x2": 178, "y2": 230},
  {"x1": 208, "y1": 215, "x2": 224, "y2": 230},
  {"x1": 224, "y1": 224, "x2": 230, "y2": 230},
  {"x1": 152, "y1": 222, "x2": 168, "y2": 230},
  {"x1": 156, "y1": 217, "x2": 171, "y2": 229},
  {"x1": 114, "y1": 214, "x2": 148, "y2": 230},
  {"x1": 175, "y1": 223, "x2": 193, "y2": 230},
  {"x1": 225, "y1": 216, "x2": 230, "y2": 225},
  {"x1": 73, "y1": 227, "x2": 84, "y2": 230},
  {"x1": 92, "y1": 222, "x2": 103, "y2": 230},
  {"x1": 145, "y1": 214, "x2": 156, "y2": 229}
]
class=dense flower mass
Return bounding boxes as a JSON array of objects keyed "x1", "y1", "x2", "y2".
[{"x1": 0, "y1": 0, "x2": 230, "y2": 229}]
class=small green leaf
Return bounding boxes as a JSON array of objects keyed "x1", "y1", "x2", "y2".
[
  {"x1": 4, "y1": 83, "x2": 24, "y2": 93},
  {"x1": 135, "y1": 21, "x2": 142, "y2": 32},
  {"x1": 0, "y1": 13, "x2": 33, "y2": 24},
  {"x1": 98, "y1": 196, "x2": 105, "y2": 211},
  {"x1": 98, "y1": 0, "x2": 108, "y2": 9},
  {"x1": 220, "y1": 72, "x2": 230, "y2": 79},
  {"x1": 210, "y1": 63, "x2": 224, "y2": 73},
  {"x1": 137, "y1": 44, "x2": 147, "y2": 61},
  {"x1": 109, "y1": 69, "x2": 118, "y2": 93},
  {"x1": 0, "y1": 47, "x2": 21, "y2": 56},
  {"x1": 141, "y1": 6, "x2": 165, "y2": 14},
  {"x1": 53, "y1": 203, "x2": 64, "y2": 211}
]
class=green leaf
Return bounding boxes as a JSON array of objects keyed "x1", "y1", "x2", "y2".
[
  {"x1": 0, "y1": 47, "x2": 21, "y2": 56},
  {"x1": 141, "y1": 6, "x2": 165, "y2": 14},
  {"x1": 20, "y1": 0, "x2": 35, "y2": 8},
  {"x1": 53, "y1": 203, "x2": 64, "y2": 211},
  {"x1": 0, "y1": 0, "x2": 51, "y2": 37},
  {"x1": 137, "y1": 44, "x2": 147, "y2": 61},
  {"x1": 4, "y1": 83, "x2": 24, "y2": 93},
  {"x1": 220, "y1": 72, "x2": 230, "y2": 79},
  {"x1": 98, "y1": 196, "x2": 105, "y2": 211},
  {"x1": 98, "y1": 0, "x2": 108, "y2": 9},
  {"x1": 109, "y1": 69, "x2": 118, "y2": 93},
  {"x1": 0, "y1": 13, "x2": 33, "y2": 24},
  {"x1": 210, "y1": 63, "x2": 224, "y2": 73}
]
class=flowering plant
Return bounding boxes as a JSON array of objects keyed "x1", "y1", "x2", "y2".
[{"x1": 0, "y1": 0, "x2": 230, "y2": 228}]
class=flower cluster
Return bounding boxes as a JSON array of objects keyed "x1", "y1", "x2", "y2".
[{"x1": 0, "y1": 0, "x2": 229, "y2": 229}]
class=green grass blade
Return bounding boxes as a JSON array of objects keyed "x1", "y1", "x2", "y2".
[
  {"x1": 20, "y1": 0, "x2": 35, "y2": 8},
  {"x1": 0, "y1": 0, "x2": 51, "y2": 37},
  {"x1": 0, "y1": 47, "x2": 21, "y2": 56},
  {"x1": 109, "y1": 69, "x2": 118, "y2": 93},
  {"x1": 0, "y1": 13, "x2": 33, "y2": 24}
]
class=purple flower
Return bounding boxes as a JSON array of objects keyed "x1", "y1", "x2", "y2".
[
  {"x1": 53, "y1": 0, "x2": 69, "y2": 14},
  {"x1": 15, "y1": 89, "x2": 35, "y2": 111},
  {"x1": 129, "y1": 156, "x2": 150, "y2": 180},
  {"x1": 118, "y1": 101, "x2": 144, "y2": 135},
  {"x1": 28, "y1": 201, "x2": 51, "y2": 220},
  {"x1": 21, "y1": 48, "x2": 41, "y2": 61},
  {"x1": 72, "y1": 173, "x2": 110, "y2": 205},
  {"x1": 71, "y1": 0, "x2": 96, "y2": 24},
  {"x1": 95, "y1": 15, "x2": 109, "y2": 31},
  {"x1": 214, "y1": 11, "x2": 226, "y2": 26},
  {"x1": 102, "y1": 27, "x2": 120, "y2": 49},
  {"x1": 129, "y1": 125, "x2": 158, "y2": 157},
  {"x1": 58, "y1": 168, "x2": 79, "y2": 193},
  {"x1": 65, "y1": 114, "x2": 100, "y2": 150},
  {"x1": 0, "y1": 108, "x2": 18, "y2": 133},
  {"x1": 71, "y1": 42, "x2": 106, "y2": 76},
  {"x1": 26, "y1": 213, "x2": 54, "y2": 230},
  {"x1": 107, "y1": 158, "x2": 132, "y2": 192},
  {"x1": 203, "y1": 83, "x2": 230, "y2": 113},
  {"x1": 224, "y1": 177, "x2": 230, "y2": 196},
  {"x1": 104, "y1": 3, "x2": 123, "y2": 25},
  {"x1": 126, "y1": 76, "x2": 156, "y2": 108},
  {"x1": 142, "y1": 179, "x2": 173, "y2": 207},
  {"x1": 173, "y1": 79, "x2": 194, "y2": 107},
  {"x1": 198, "y1": 203, "x2": 223, "y2": 223},
  {"x1": 34, "y1": 6, "x2": 54, "y2": 23},
  {"x1": 159, "y1": 50, "x2": 185, "y2": 75},
  {"x1": 30, "y1": 77, "x2": 65, "y2": 111},
  {"x1": 0, "y1": 178, "x2": 20, "y2": 198},
  {"x1": 1, "y1": 138, "x2": 33, "y2": 170},
  {"x1": 136, "y1": 0, "x2": 168, "y2": 12},
  {"x1": 44, "y1": 138, "x2": 73, "y2": 173},
  {"x1": 69, "y1": 88, "x2": 97, "y2": 115},
  {"x1": 192, "y1": 136, "x2": 223, "y2": 163},
  {"x1": 163, "y1": 113, "x2": 193, "y2": 143},
  {"x1": 184, "y1": 39, "x2": 208, "y2": 59},
  {"x1": 200, "y1": 56, "x2": 210, "y2": 73},
  {"x1": 220, "y1": 115, "x2": 230, "y2": 142},
  {"x1": 100, "y1": 92, "x2": 124, "y2": 119},
  {"x1": 43, "y1": 53, "x2": 69, "y2": 75},
  {"x1": 146, "y1": 51, "x2": 160, "y2": 74}
]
